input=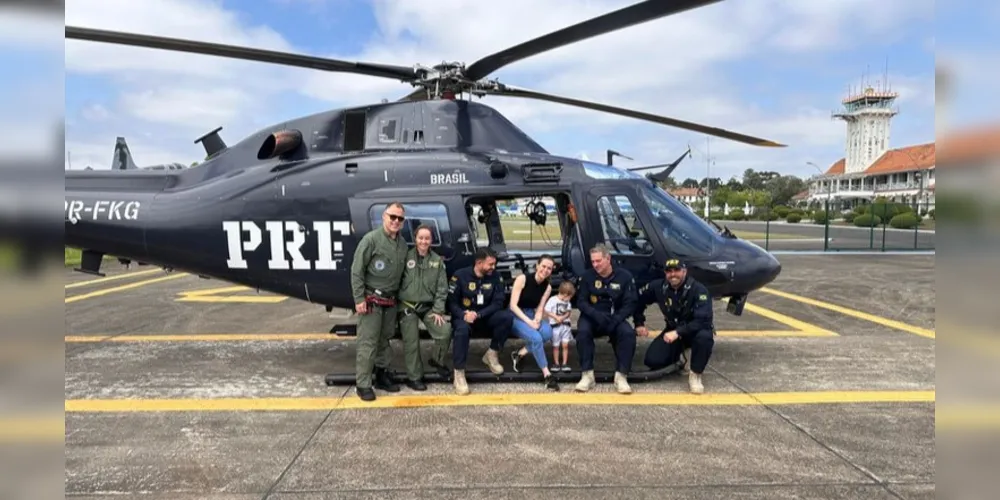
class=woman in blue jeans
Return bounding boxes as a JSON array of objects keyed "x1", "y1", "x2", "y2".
[{"x1": 509, "y1": 254, "x2": 559, "y2": 390}]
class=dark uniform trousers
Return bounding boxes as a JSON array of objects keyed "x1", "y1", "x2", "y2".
[
  {"x1": 634, "y1": 276, "x2": 715, "y2": 374},
  {"x1": 447, "y1": 267, "x2": 513, "y2": 370},
  {"x1": 575, "y1": 267, "x2": 639, "y2": 374},
  {"x1": 644, "y1": 327, "x2": 714, "y2": 373}
]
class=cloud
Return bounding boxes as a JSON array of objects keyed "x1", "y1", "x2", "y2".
[{"x1": 64, "y1": 0, "x2": 936, "y2": 179}]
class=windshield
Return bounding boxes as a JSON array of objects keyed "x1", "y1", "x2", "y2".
[{"x1": 639, "y1": 182, "x2": 717, "y2": 257}]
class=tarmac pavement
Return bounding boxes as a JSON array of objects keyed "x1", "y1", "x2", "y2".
[{"x1": 63, "y1": 254, "x2": 936, "y2": 499}]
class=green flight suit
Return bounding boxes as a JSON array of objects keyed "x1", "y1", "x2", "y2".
[
  {"x1": 351, "y1": 226, "x2": 408, "y2": 389},
  {"x1": 397, "y1": 248, "x2": 452, "y2": 380}
]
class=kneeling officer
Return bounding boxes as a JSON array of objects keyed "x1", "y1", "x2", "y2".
[
  {"x1": 397, "y1": 225, "x2": 453, "y2": 390},
  {"x1": 633, "y1": 259, "x2": 715, "y2": 394}
]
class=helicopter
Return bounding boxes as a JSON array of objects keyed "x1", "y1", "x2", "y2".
[{"x1": 64, "y1": 0, "x2": 784, "y2": 346}]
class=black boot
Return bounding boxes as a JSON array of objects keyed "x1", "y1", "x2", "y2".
[
  {"x1": 373, "y1": 367, "x2": 400, "y2": 392},
  {"x1": 428, "y1": 359, "x2": 452, "y2": 380},
  {"x1": 356, "y1": 386, "x2": 376, "y2": 401},
  {"x1": 405, "y1": 379, "x2": 427, "y2": 391}
]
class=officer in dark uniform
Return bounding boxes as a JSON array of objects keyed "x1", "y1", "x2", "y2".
[
  {"x1": 447, "y1": 247, "x2": 513, "y2": 395},
  {"x1": 574, "y1": 244, "x2": 638, "y2": 394},
  {"x1": 633, "y1": 258, "x2": 714, "y2": 394}
]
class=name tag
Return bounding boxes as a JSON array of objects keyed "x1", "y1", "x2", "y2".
[{"x1": 477, "y1": 293, "x2": 484, "y2": 305}]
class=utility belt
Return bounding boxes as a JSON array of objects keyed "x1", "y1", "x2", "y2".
[
  {"x1": 400, "y1": 300, "x2": 433, "y2": 317},
  {"x1": 365, "y1": 289, "x2": 397, "y2": 308}
]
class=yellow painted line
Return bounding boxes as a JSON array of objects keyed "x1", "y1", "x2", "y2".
[
  {"x1": 65, "y1": 333, "x2": 352, "y2": 342},
  {"x1": 760, "y1": 287, "x2": 935, "y2": 339},
  {"x1": 65, "y1": 268, "x2": 161, "y2": 289},
  {"x1": 741, "y1": 301, "x2": 839, "y2": 336},
  {"x1": 0, "y1": 416, "x2": 64, "y2": 442},
  {"x1": 176, "y1": 285, "x2": 289, "y2": 303},
  {"x1": 717, "y1": 329, "x2": 837, "y2": 337},
  {"x1": 65, "y1": 273, "x2": 190, "y2": 303},
  {"x1": 64, "y1": 390, "x2": 935, "y2": 413}
]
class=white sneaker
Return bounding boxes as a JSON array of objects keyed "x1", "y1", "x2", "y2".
[
  {"x1": 575, "y1": 370, "x2": 595, "y2": 392},
  {"x1": 454, "y1": 369, "x2": 469, "y2": 395},
  {"x1": 482, "y1": 349, "x2": 504, "y2": 375},
  {"x1": 688, "y1": 372, "x2": 704, "y2": 394},
  {"x1": 614, "y1": 371, "x2": 632, "y2": 394}
]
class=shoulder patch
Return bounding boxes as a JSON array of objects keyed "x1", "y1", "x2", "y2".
[{"x1": 699, "y1": 294, "x2": 707, "y2": 301}]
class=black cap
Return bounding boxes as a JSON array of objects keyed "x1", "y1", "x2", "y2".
[{"x1": 664, "y1": 258, "x2": 686, "y2": 270}]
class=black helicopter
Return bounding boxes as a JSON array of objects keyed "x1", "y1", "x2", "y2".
[{"x1": 64, "y1": 0, "x2": 783, "y2": 336}]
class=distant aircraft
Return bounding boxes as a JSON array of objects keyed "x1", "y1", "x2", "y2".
[{"x1": 111, "y1": 137, "x2": 187, "y2": 171}]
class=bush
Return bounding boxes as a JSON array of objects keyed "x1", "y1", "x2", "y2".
[
  {"x1": 928, "y1": 208, "x2": 935, "y2": 220},
  {"x1": 844, "y1": 212, "x2": 856, "y2": 223},
  {"x1": 813, "y1": 211, "x2": 829, "y2": 224},
  {"x1": 709, "y1": 210, "x2": 724, "y2": 220},
  {"x1": 889, "y1": 213, "x2": 919, "y2": 229},
  {"x1": 774, "y1": 206, "x2": 790, "y2": 218},
  {"x1": 854, "y1": 205, "x2": 867, "y2": 215},
  {"x1": 868, "y1": 202, "x2": 911, "y2": 220},
  {"x1": 786, "y1": 213, "x2": 802, "y2": 223},
  {"x1": 756, "y1": 210, "x2": 779, "y2": 221},
  {"x1": 728, "y1": 208, "x2": 746, "y2": 221},
  {"x1": 853, "y1": 213, "x2": 882, "y2": 227}
]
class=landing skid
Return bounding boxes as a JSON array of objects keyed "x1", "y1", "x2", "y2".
[{"x1": 324, "y1": 360, "x2": 682, "y2": 386}]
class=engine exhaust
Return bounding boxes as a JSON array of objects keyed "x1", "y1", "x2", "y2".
[{"x1": 257, "y1": 129, "x2": 303, "y2": 160}]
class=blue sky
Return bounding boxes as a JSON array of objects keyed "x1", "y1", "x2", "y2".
[{"x1": 55, "y1": 0, "x2": 973, "y2": 181}]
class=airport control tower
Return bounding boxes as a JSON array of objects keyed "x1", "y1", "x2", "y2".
[{"x1": 832, "y1": 84, "x2": 899, "y2": 174}]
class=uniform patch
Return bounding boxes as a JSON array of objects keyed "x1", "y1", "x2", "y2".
[
  {"x1": 406, "y1": 259, "x2": 416, "y2": 269},
  {"x1": 468, "y1": 282, "x2": 477, "y2": 291},
  {"x1": 462, "y1": 298, "x2": 471, "y2": 307},
  {"x1": 482, "y1": 283, "x2": 492, "y2": 290},
  {"x1": 594, "y1": 280, "x2": 602, "y2": 289},
  {"x1": 374, "y1": 259, "x2": 386, "y2": 271},
  {"x1": 610, "y1": 283, "x2": 620, "y2": 290},
  {"x1": 590, "y1": 295, "x2": 597, "y2": 303},
  {"x1": 699, "y1": 294, "x2": 707, "y2": 301},
  {"x1": 430, "y1": 261, "x2": 439, "y2": 268}
]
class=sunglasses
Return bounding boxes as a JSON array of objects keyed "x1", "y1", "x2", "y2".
[{"x1": 386, "y1": 213, "x2": 405, "y2": 222}]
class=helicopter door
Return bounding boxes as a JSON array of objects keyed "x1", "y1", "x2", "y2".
[{"x1": 583, "y1": 185, "x2": 666, "y2": 288}]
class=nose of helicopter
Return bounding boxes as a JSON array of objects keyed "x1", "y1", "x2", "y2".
[{"x1": 724, "y1": 238, "x2": 782, "y2": 292}]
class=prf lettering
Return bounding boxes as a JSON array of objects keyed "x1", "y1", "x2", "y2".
[{"x1": 223, "y1": 220, "x2": 351, "y2": 271}]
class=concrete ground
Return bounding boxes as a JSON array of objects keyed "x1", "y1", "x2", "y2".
[{"x1": 64, "y1": 254, "x2": 935, "y2": 499}]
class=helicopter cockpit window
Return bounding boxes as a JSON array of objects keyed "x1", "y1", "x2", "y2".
[
  {"x1": 639, "y1": 183, "x2": 716, "y2": 257},
  {"x1": 595, "y1": 195, "x2": 653, "y2": 256},
  {"x1": 367, "y1": 202, "x2": 450, "y2": 247}
]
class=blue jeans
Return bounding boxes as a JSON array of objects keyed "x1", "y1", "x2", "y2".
[{"x1": 512, "y1": 308, "x2": 553, "y2": 369}]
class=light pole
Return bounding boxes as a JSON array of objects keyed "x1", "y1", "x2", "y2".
[{"x1": 807, "y1": 161, "x2": 832, "y2": 250}]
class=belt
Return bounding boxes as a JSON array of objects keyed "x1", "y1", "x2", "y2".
[
  {"x1": 401, "y1": 300, "x2": 432, "y2": 316},
  {"x1": 365, "y1": 288, "x2": 397, "y2": 307}
]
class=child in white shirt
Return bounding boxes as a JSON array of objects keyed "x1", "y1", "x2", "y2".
[{"x1": 544, "y1": 280, "x2": 576, "y2": 372}]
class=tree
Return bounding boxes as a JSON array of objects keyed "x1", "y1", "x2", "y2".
[{"x1": 681, "y1": 178, "x2": 699, "y2": 188}]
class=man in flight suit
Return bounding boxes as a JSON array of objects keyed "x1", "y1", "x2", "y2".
[
  {"x1": 574, "y1": 244, "x2": 638, "y2": 394},
  {"x1": 397, "y1": 224, "x2": 452, "y2": 390},
  {"x1": 633, "y1": 258, "x2": 715, "y2": 394},
  {"x1": 447, "y1": 247, "x2": 513, "y2": 395},
  {"x1": 351, "y1": 202, "x2": 409, "y2": 401}
]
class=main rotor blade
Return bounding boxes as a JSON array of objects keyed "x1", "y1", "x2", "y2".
[
  {"x1": 66, "y1": 26, "x2": 419, "y2": 82},
  {"x1": 482, "y1": 85, "x2": 786, "y2": 147},
  {"x1": 464, "y1": 0, "x2": 723, "y2": 81}
]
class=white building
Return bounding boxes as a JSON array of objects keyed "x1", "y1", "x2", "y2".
[{"x1": 807, "y1": 85, "x2": 935, "y2": 211}]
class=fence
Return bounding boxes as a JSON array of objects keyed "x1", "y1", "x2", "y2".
[{"x1": 701, "y1": 200, "x2": 935, "y2": 253}]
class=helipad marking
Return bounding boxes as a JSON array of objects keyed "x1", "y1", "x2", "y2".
[
  {"x1": 759, "y1": 287, "x2": 935, "y2": 339},
  {"x1": 175, "y1": 286, "x2": 289, "y2": 303},
  {"x1": 65, "y1": 268, "x2": 161, "y2": 289},
  {"x1": 64, "y1": 390, "x2": 935, "y2": 413},
  {"x1": 65, "y1": 273, "x2": 189, "y2": 303},
  {"x1": 739, "y1": 301, "x2": 838, "y2": 336}
]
